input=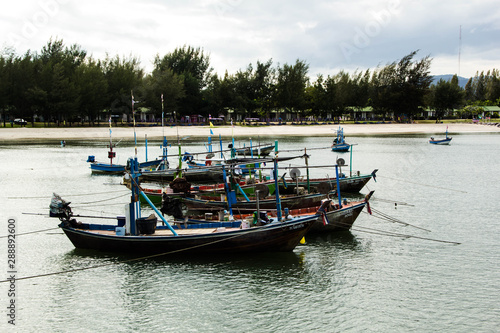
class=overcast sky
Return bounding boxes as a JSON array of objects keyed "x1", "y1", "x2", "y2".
[{"x1": 1, "y1": 0, "x2": 499, "y2": 79}]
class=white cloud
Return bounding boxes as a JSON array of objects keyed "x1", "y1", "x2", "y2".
[{"x1": 1, "y1": 0, "x2": 499, "y2": 79}]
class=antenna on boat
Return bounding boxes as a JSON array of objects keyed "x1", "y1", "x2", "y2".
[
  {"x1": 131, "y1": 90, "x2": 137, "y2": 157},
  {"x1": 160, "y1": 93, "x2": 168, "y2": 170},
  {"x1": 161, "y1": 94, "x2": 164, "y2": 138},
  {"x1": 107, "y1": 115, "x2": 115, "y2": 166}
]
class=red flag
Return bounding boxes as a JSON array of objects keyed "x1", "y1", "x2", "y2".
[{"x1": 365, "y1": 201, "x2": 372, "y2": 215}]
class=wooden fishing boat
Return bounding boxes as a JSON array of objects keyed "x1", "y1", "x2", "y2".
[
  {"x1": 50, "y1": 158, "x2": 320, "y2": 255},
  {"x1": 88, "y1": 120, "x2": 162, "y2": 174},
  {"x1": 429, "y1": 127, "x2": 452, "y2": 145},
  {"x1": 234, "y1": 144, "x2": 275, "y2": 157},
  {"x1": 54, "y1": 216, "x2": 316, "y2": 255},
  {"x1": 186, "y1": 191, "x2": 374, "y2": 234},
  {"x1": 180, "y1": 192, "x2": 327, "y2": 214},
  {"x1": 331, "y1": 127, "x2": 350, "y2": 152},
  {"x1": 279, "y1": 169, "x2": 377, "y2": 194},
  {"x1": 138, "y1": 179, "x2": 277, "y2": 206},
  {"x1": 89, "y1": 158, "x2": 163, "y2": 175},
  {"x1": 139, "y1": 166, "x2": 225, "y2": 183}
]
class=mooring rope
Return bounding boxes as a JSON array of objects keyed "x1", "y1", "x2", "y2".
[
  {"x1": 0, "y1": 225, "x2": 286, "y2": 283},
  {"x1": 72, "y1": 192, "x2": 130, "y2": 205},
  {"x1": 0, "y1": 227, "x2": 60, "y2": 238},
  {"x1": 370, "y1": 197, "x2": 415, "y2": 206},
  {"x1": 377, "y1": 175, "x2": 467, "y2": 193},
  {"x1": 368, "y1": 208, "x2": 431, "y2": 232},
  {"x1": 351, "y1": 224, "x2": 461, "y2": 245},
  {"x1": 7, "y1": 189, "x2": 129, "y2": 199}
]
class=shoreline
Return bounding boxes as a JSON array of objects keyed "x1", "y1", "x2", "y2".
[{"x1": 1, "y1": 123, "x2": 499, "y2": 142}]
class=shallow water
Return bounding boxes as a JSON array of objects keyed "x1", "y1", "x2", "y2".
[{"x1": 0, "y1": 133, "x2": 499, "y2": 332}]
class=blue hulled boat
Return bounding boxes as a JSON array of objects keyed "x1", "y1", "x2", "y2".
[
  {"x1": 429, "y1": 127, "x2": 452, "y2": 145},
  {"x1": 331, "y1": 127, "x2": 350, "y2": 152}
]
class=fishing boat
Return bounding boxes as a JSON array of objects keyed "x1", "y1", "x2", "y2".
[
  {"x1": 138, "y1": 178, "x2": 277, "y2": 206},
  {"x1": 88, "y1": 158, "x2": 163, "y2": 175},
  {"x1": 331, "y1": 126, "x2": 350, "y2": 152},
  {"x1": 279, "y1": 169, "x2": 377, "y2": 195},
  {"x1": 187, "y1": 191, "x2": 374, "y2": 233},
  {"x1": 180, "y1": 191, "x2": 327, "y2": 214},
  {"x1": 234, "y1": 144, "x2": 275, "y2": 157},
  {"x1": 139, "y1": 166, "x2": 225, "y2": 184},
  {"x1": 429, "y1": 127, "x2": 452, "y2": 145},
  {"x1": 87, "y1": 119, "x2": 162, "y2": 174},
  {"x1": 49, "y1": 158, "x2": 320, "y2": 255}
]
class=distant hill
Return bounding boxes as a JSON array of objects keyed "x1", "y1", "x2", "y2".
[{"x1": 432, "y1": 75, "x2": 469, "y2": 88}]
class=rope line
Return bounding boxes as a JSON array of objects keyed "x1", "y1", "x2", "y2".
[
  {"x1": 369, "y1": 208, "x2": 431, "y2": 232},
  {"x1": 352, "y1": 224, "x2": 460, "y2": 245},
  {"x1": 74, "y1": 192, "x2": 130, "y2": 205},
  {"x1": 8, "y1": 189, "x2": 129, "y2": 199},
  {"x1": 0, "y1": 227, "x2": 60, "y2": 238},
  {"x1": 0, "y1": 224, "x2": 285, "y2": 284},
  {"x1": 377, "y1": 175, "x2": 467, "y2": 193},
  {"x1": 371, "y1": 197, "x2": 415, "y2": 206}
]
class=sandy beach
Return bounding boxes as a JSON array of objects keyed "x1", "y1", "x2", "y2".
[{"x1": 1, "y1": 122, "x2": 499, "y2": 142}]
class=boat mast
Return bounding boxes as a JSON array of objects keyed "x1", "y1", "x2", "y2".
[
  {"x1": 274, "y1": 140, "x2": 282, "y2": 221},
  {"x1": 131, "y1": 90, "x2": 137, "y2": 157},
  {"x1": 108, "y1": 115, "x2": 115, "y2": 165},
  {"x1": 161, "y1": 94, "x2": 168, "y2": 170}
]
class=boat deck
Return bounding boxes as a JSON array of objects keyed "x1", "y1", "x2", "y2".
[{"x1": 77, "y1": 226, "x2": 244, "y2": 237}]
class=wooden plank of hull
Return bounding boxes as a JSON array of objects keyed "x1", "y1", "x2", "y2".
[{"x1": 60, "y1": 219, "x2": 313, "y2": 255}]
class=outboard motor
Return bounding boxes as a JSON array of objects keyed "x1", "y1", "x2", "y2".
[{"x1": 49, "y1": 193, "x2": 86, "y2": 228}]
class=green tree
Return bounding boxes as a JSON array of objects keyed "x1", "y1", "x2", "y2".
[
  {"x1": 103, "y1": 55, "x2": 144, "y2": 122},
  {"x1": 154, "y1": 46, "x2": 212, "y2": 116},
  {"x1": 252, "y1": 59, "x2": 276, "y2": 119},
  {"x1": 142, "y1": 67, "x2": 185, "y2": 121},
  {"x1": 464, "y1": 78, "x2": 474, "y2": 103},
  {"x1": 76, "y1": 58, "x2": 108, "y2": 125},
  {"x1": 10, "y1": 52, "x2": 37, "y2": 124},
  {"x1": 485, "y1": 69, "x2": 500, "y2": 103},
  {"x1": 276, "y1": 59, "x2": 309, "y2": 120},
  {"x1": 0, "y1": 52, "x2": 13, "y2": 126},
  {"x1": 429, "y1": 75, "x2": 464, "y2": 121},
  {"x1": 370, "y1": 51, "x2": 433, "y2": 121}
]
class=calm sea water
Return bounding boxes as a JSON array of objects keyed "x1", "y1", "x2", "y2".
[{"x1": 1, "y1": 132, "x2": 499, "y2": 332}]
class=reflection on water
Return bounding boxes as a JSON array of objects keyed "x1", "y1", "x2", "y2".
[{"x1": 1, "y1": 134, "x2": 500, "y2": 332}]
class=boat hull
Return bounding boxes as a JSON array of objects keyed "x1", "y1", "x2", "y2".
[
  {"x1": 60, "y1": 218, "x2": 314, "y2": 255},
  {"x1": 331, "y1": 143, "x2": 350, "y2": 152},
  {"x1": 90, "y1": 159, "x2": 163, "y2": 175},
  {"x1": 234, "y1": 145, "x2": 275, "y2": 157},
  {"x1": 140, "y1": 168, "x2": 225, "y2": 183},
  {"x1": 429, "y1": 138, "x2": 452, "y2": 145}
]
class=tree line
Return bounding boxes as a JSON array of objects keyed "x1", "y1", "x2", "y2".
[{"x1": 1, "y1": 38, "x2": 499, "y2": 126}]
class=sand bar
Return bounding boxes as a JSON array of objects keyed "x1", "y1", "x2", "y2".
[{"x1": 1, "y1": 123, "x2": 499, "y2": 142}]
